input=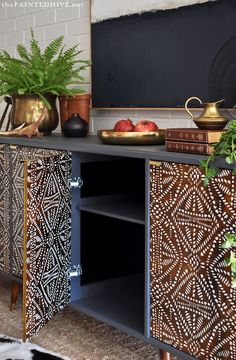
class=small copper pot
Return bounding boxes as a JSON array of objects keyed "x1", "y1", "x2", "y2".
[
  {"x1": 59, "y1": 93, "x2": 91, "y2": 131},
  {"x1": 10, "y1": 94, "x2": 59, "y2": 135}
]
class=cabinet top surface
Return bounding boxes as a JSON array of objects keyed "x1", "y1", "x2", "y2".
[{"x1": 0, "y1": 134, "x2": 226, "y2": 167}]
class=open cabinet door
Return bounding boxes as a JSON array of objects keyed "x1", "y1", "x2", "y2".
[
  {"x1": 0, "y1": 144, "x2": 10, "y2": 273},
  {"x1": 23, "y1": 152, "x2": 72, "y2": 341}
]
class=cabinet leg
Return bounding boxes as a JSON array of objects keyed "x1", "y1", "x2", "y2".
[
  {"x1": 10, "y1": 281, "x2": 20, "y2": 310},
  {"x1": 160, "y1": 350, "x2": 174, "y2": 360}
]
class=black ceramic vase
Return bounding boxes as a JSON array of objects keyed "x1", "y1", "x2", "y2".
[{"x1": 62, "y1": 113, "x2": 89, "y2": 137}]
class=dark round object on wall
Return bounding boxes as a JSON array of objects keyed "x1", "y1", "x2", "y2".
[
  {"x1": 62, "y1": 113, "x2": 89, "y2": 137},
  {"x1": 209, "y1": 36, "x2": 236, "y2": 108}
]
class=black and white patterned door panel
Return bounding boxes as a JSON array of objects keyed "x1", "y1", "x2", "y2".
[
  {"x1": 0, "y1": 145, "x2": 10, "y2": 273},
  {"x1": 11, "y1": 146, "x2": 61, "y2": 277},
  {"x1": 23, "y1": 152, "x2": 72, "y2": 341}
]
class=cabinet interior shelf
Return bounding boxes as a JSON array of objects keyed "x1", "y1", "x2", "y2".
[
  {"x1": 78, "y1": 194, "x2": 145, "y2": 225},
  {"x1": 71, "y1": 274, "x2": 144, "y2": 337}
]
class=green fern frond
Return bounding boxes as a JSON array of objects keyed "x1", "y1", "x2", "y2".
[
  {"x1": 0, "y1": 31, "x2": 91, "y2": 108},
  {"x1": 17, "y1": 44, "x2": 30, "y2": 61},
  {"x1": 44, "y1": 36, "x2": 64, "y2": 63}
]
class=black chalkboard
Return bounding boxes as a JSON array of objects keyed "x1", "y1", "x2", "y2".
[{"x1": 92, "y1": 0, "x2": 236, "y2": 108}]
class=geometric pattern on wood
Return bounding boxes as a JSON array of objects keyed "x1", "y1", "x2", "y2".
[
  {"x1": 11, "y1": 146, "x2": 61, "y2": 277},
  {"x1": 150, "y1": 162, "x2": 236, "y2": 360},
  {"x1": 23, "y1": 152, "x2": 72, "y2": 341},
  {"x1": 0, "y1": 145, "x2": 10, "y2": 273}
]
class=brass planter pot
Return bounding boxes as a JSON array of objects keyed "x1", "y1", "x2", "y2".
[{"x1": 10, "y1": 94, "x2": 59, "y2": 135}]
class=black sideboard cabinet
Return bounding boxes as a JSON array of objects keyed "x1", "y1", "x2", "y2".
[{"x1": 0, "y1": 135, "x2": 235, "y2": 360}]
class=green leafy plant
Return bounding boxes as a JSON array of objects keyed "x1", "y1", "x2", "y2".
[
  {"x1": 199, "y1": 120, "x2": 236, "y2": 186},
  {"x1": 199, "y1": 122, "x2": 236, "y2": 287},
  {"x1": 221, "y1": 233, "x2": 236, "y2": 287},
  {"x1": 0, "y1": 30, "x2": 90, "y2": 108}
]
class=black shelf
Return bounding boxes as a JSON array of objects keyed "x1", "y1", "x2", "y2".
[
  {"x1": 71, "y1": 275, "x2": 144, "y2": 337},
  {"x1": 78, "y1": 194, "x2": 145, "y2": 225}
]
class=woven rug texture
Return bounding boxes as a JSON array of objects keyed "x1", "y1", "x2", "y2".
[{"x1": 0, "y1": 278, "x2": 160, "y2": 360}]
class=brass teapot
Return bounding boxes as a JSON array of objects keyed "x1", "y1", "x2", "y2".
[{"x1": 185, "y1": 97, "x2": 228, "y2": 130}]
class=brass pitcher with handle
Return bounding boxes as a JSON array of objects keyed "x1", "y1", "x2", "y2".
[{"x1": 185, "y1": 97, "x2": 228, "y2": 130}]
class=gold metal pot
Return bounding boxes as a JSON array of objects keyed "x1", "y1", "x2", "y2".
[
  {"x1": 10, "y1": 94, "x2": 59, "y2": 135},
  {"x1": 185, "y1": 97, "x2": 228, "y2": 130}
]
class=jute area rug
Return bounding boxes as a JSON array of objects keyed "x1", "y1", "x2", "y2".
[{"x1": 0, "y1": 278, "x2": 160, "y2": 360}]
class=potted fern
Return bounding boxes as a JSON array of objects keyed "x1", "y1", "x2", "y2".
[{"x1": 0, "y1": 31, "x2": 90, "y2": 134}]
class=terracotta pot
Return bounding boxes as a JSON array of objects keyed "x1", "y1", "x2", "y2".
[
  {"x1": 10, "y1": 94, "x2": 59, "y2": 135},
  {"x1": 59, "y1": 93, "x2": 91, "y2": 131}
]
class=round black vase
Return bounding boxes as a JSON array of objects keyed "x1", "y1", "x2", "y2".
[{"x1": 62, "y1": 113, "x2": 89, "y2": 137}]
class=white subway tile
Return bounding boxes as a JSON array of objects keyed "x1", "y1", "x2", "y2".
[
  {"x1": 56, "y1": 7, "x2": 79, "y2": 23},
  {"x1": 80, "y1": 1, "x2": 90, "y2": 18},
  {"x1": 79, "y1": 33, "x2": 90, "y2": 50},
  {"x1": 171, "y1": 109, "x2": 202, "y2": 119},
  {"x1": 0, "y1": 34, "x2": 5, "y2": 47},
  {"x1": 79, "y1": 49, "x2": 91, "y2": 60},
  {"x1": 15, "y1": 14, "x2": 34, "y2": 31},
  {"x1": 44, "y1": 23, "x2": 66, "y2": 40},
  {"x1": 2, "y1": 45, "x2": 15, "y2": 57},
  {"x1": 90, "y1": 109, "x2": 107, "y2": 117},
  {"x1": 136, "y1": 109, "x2": 171, "y2": 118},
  {"x1": 93, "y1": 117, "x2": 117, "y2": 132},
  {"x1": 0, "y1": 8, "x2": 6, "y2": 20},
  {"x1": 6, "y1": 7, "x2": 25, "y2": 19},
  {"x1": 35, "y1": 11, "x2": 55, "y2": 27},
  {"x1": 24, "y1": 28, "x2": 44, "y2": 43},
  {"x1": 0, "y1": 19, "x2": 15, "y2": 34},
  {"x1": 6, "y1": 31, "x2": 23, "y2": 46},
  {"x1": 106, "y1": 110, "x2": 137, "y2": 118},
  {"x1": 67, "y1": 17, "x2": 90, "y2": 36}
]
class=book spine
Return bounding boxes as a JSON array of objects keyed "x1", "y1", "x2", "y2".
[
  {"x1": 165, "y1": 141, "x2": 213, "y2": 155},
  {"x1": 166, "y1": 130, "x2": 208, "y2": 143}
]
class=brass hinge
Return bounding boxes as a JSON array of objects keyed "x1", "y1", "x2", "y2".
[{"x1": 149, "y1": 160, "x2": 161, "y2": 166}]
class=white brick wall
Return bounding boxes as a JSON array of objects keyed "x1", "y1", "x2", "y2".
[{"x1": 0, "y1": 0, "x2": 194, "y2": 133}]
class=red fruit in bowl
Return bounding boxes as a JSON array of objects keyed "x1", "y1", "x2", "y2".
[
  {"x1": 134, "y1": 120, "x2": 159, "y2": 132},
  {"x1": 114, "y1": 119, "x2": 135, "y2": 132}
]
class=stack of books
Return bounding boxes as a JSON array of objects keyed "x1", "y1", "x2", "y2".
[{"x1": 165, "y1": 128, "x2": 225, "y2": 155}]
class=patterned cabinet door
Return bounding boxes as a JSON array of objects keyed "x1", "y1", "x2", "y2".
[
  {"x1": 11, "y1": 146, "x2": 61, "y2": 278},
  {"x1": 150, "y1": 161, "x2": 236, "y2": 360},
  {"x1": 0, "y1": 145, "x2": 10, "y2": 273},
  {"x1": 23, "y1": 152, "x2": 72, "y2": 341}
]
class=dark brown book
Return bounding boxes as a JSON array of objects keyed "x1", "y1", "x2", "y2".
[
  {"x1": 166, "y1": 128, "x2": 224, "y2": 143},
  {"x1": 166, "y1": 140, "x2": 214, "y2": 155}
]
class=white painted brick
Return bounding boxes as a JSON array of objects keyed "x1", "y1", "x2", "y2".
[
  {"x1": 80, "y1": 1, "x2": 90, "y2": 18},
  {"x1": 67, "y1": 17, "x2": 90, "y2": 36},
  {"x1": 79, "y1": 34, "x2": 90, "y2": 50},
  {"x1": 0, "y1": 8, "x2": 6, "y2": 20},
  {"x1": 90, "y1": 109, "x2": 108, "y2": 117},
  {"x1": 171, "y1": 109, "x2": 202, "y2": 119},
  {"x1": 24, "y1": 28, "x2": 44, "y2": 43},
  {"x1": 106, "y1": 110, "x2": 137, "y2": 118},
  {"x1": 93, "y1": 117, "x2": 117, "y2": 133},
  {"x1": 6, "y1": 31, "x2": 23, "y2": 46},
  {"x1": 35, "y1": 11, "x2": 55, "y2": 27},
  {"x1": 0, "y1": 34, "x2": 5, "y2": 47},
  {"x1": 6, "y1": 7, "x2": 25, "y2": 19},
  {"x1": 15, "y1": 14, "x2": 34, "y2": 31},
  {"x1": 44, "y1": 23, "x2": 66, "y2": 40},
  {"x1": 25, "y1": 6, "x2": 41, "y2": 15},
  {"x1": 79, "y1": 49, "x2": 91, "y2": 60},
  {"x1": 2, "y1": 45, "x2": 15, "y2": 57},
  {"x1": 64, "y1": 36, "x2": 80, "y2": 49},
  {"x1": 136, "y1": 109, "x2": 171, "y2": 118},
  {"x1": 0, "y1": 19, "x2": 15, "y2": 34},
  {"x1": 56, "y1": 7, "x2": 79, "y2": 23}
]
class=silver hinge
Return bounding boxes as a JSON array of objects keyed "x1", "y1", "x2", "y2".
[
  {"x1": 67, "y1": 264, "x2": 82, "y2": 278},
  {"x1": 69, "y1": 176, "x2": 83, "y2": 189}
]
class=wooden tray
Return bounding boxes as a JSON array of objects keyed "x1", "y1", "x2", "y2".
[{"x1": 97, "y1": 129, "x2": 165, "y2": 145}]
